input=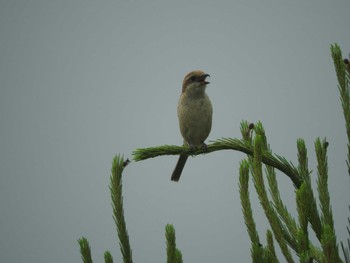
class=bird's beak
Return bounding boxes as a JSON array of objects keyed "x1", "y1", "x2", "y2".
[{"x1": 200, "y1": 74, "x2": 210, "y2": 85}]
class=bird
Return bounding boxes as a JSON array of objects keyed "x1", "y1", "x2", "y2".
[{"x1": 171, "y1": 70, "x2": 213, "y2": 182}]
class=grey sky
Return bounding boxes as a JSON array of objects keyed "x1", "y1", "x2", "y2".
[{"x1": 0, "y1": 1, "x2": 349, "y2": 262}]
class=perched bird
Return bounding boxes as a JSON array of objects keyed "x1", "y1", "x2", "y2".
[{"x1": 171, "y1": 70, "x2": 213, "y2": 182}]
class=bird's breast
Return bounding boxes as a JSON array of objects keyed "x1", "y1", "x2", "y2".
[{"x1": 177, "y1": 94, "x2": 213, "y2": 145}]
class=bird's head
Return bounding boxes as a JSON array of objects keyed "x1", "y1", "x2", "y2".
[{"x1": 182, "y1": 70, "x2": 210, "y2": 95}]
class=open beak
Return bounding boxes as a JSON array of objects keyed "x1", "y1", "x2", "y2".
[{"x1": 200, "y1": 74, "x2": 210, "y2": 85}]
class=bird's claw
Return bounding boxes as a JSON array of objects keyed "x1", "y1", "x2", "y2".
[
  {"x1": 188, "y1": 144, "x2": 196, "y2": 152},
  {"x1": 186, "y1": 143, "x2": 207, "y2": 154},
  {"x1": 201, "y1": 142, "x2": 208, "y2": 152}
]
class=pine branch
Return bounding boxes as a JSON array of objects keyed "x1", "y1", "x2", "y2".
[
  {"x1": 175, "y1": 249, "x2": 183, "y2": 263},
  {"x1": 247, "y1": 122, "x2": 300, "y2": 257},
  {"x1": 78, "y1": 237, "x2": 93, "y2": 263},
  {"x1": 239, "y1": 160, "x2": 260, "y2": 246},
  {"x1": 310, "y1": 245, "x2": 323, "y2": 263},
  {"x1": 251, "y1": 135, "x2": 294, "y2": 263},
  {"x1": 266, "y1": 230, "x2": 278, "y2": 263},
  {"x1": 297, "y1": 139, "x2": 323, "y2": 242},
  {"x1": 341, "y1": 206, "x2": 350, "y2": 263},
  {"x1": 331, "y1": 44, "x2": 350, "y2": 174},
  {"x1": 266, "y1": 165, "x2": 298, "y2": 251},
  {"x1": 331, "y1": 43, "x2": 350, "y2": 263},
  {"x1": 314, "y1": 138, "x2": 341, "y2": 262},
  {"x1": 104, "y1": 251, "x2": 113, "y2": 263},
  {"x1": 165, "y1": 224, "x2": 182, "y2": 263},
  {"x1": 315, "y1": 138, "x2": 334, "y2": 228},
  {"x1": 341, "y1": 241, "x2": 350, "y2": 263},
  {"x1": 296, "y1": 183, "x2": 311, "y2": 258},
  {"x1": 166, "y1": 224, "x2": 176, "y2": 263},
  {"x1": 242, "y1": 121, "x2": 300, "y2": 261},
  {"x1": 110, "y1": 155, "x2": 133, "y2": 263},
  {"x1": 321, "y1": 225, "x2": 339, "y2": 263},
  {"x1": 267, "y1": 139, "x2": 323, "y2": 261},
  {"x1": 132, "y1": 137, "x2": 302, "y2": 188}
]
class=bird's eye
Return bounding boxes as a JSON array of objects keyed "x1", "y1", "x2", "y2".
[{"x1": 189, "y1": 76, "x2": 196, "y2": 82}]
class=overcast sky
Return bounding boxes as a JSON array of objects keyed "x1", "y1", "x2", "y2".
[{"x1": 1, "y1": 1, "x2": 350, "y2": 262}]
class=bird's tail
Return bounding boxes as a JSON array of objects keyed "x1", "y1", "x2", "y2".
[{"x1": 171, "y1": 155, "x2": 188, "y2": 182}]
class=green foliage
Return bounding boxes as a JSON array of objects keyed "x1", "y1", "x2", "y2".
[
  {"x1": 133, "y1": 137, "x2": 302, "y2": 188},
  {"x1": 78, "y1": 156, "x2": 184, "y2": 262},
  {"x1": 78, "y1": 237, "x2": 93, "y2": 263},
  {"x1": 341, "y1": 224, "x2": 350, "y2": 263},
  {"x1": 239, "y1": 160, "x2": 260, "y2": 246},
  {"x1": 238, "y1": 120, "x2": 344, "y2": 262},
  {"x1": 234, "y1": 44, "x2": 350, "y2": 263},
  {"x1": 104, "y1": 251, "x2": 113, "y2": 263},
  {"x1": 110, "y1": 155, "x2": 133, "y2": 263},
  {"x1": 321, "y1": 224, "x2": 339, "y2": 263},
  {"x1": 77, "y1": 156, "x2": 133, "y2": 263},
  {"x1": 251, "y1": 134, "x2": 294, "y2": 262},
  {"x1": 331, "y1": 44, "x2": 350, "y2": 263},
  {"x1": 297, "y1": 139, "x2": 323, "y2": 241},
  {"x1": 165, "y1": 224, "x2": 183, "y2": 263},
  {"x1": 315, "y1": 138, "x2": 334, "y2": 230},
  {"x1": 296, "y1": 183, "x2": 310, "y2": 260},
  {"x1": 331, "y1": 44, "x2": 350, "y2": 173},
  {"x1": 266, "y1": 230, "x2": 278, "y2": 262}
]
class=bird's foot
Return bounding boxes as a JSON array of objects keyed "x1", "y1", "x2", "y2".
[
  {"x1": 186, "y1": 144, "x2": 197, "y2": 157},
  {"x1": 188, "y1": 144, "x2": 196, "y2": 152},
  {"x1": 186, "y1": 143, "x2": 208, "y2": 155},
  {"x1": 201, "y1": 142, "x2": 208, "y2": 152}
]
